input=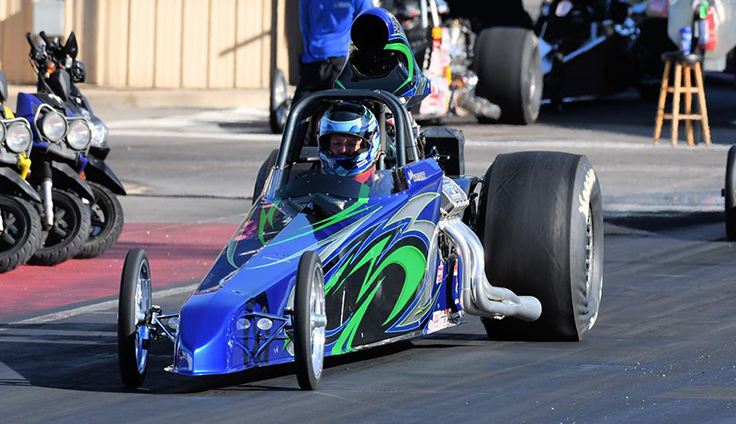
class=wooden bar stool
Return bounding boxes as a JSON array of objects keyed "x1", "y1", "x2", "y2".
[{"x1": 653, "y1": 52, "x2": 711, "y2": 146}]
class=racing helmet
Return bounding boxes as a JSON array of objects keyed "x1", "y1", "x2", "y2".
[{"x1": 317, "y1": 102, "x2": 380, "y2": 177}]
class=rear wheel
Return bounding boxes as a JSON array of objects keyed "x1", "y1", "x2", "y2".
[
  {"x1": 269, "y1": 68, "x2": 291, "y2": 134},
  {"x1": 477, "y1": 152, "x2": 603, "y2": 341},
  {"x1": 0, "y1": 196, "x2": 41, "y2": 273},
  {"x1": 725, "y1": 145, "x2": 736, "y2": 240},
  {"x1": 293, "y1": 250, "x2": 327, "y2": 390},
  {"x1": 29, "y1": 189, "x2": 90, "y2": 266},
  {"x1": 475, "y1": 27, "x2": 542, "y2": 125},
  {"x1": 118, "y1": 248, "x2": 152, "y2": 388},
  {"x1": 76, "y1": 182, "x2": 124, "y2": 258}
]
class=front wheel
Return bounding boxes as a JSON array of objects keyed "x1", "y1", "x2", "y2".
[
  {"x1": 118, "y1": 248, "x2": 152, "y2": 388},
  {"x1": 29, "y1": 188, "x2": 91, "y2": 266},
  {"x1": 0, "y1": 196, "x2": 41, "y2": 273},
  {"x1": 725, "y1": 145, "x2": 736, "y2": 240},
  {"x1": 75, "y1": 182, "x2": 124, "y2": 259},
  {"x1": 293, "y1": 250, "x2": 327, "y2": 390},
  {"x1": 477, "y1": 152, "x2": 604, "y2": 341}
]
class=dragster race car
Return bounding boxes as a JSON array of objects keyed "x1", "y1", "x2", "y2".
[{"x1": 117, "y1": 9, "x2": 604, "y2": 390}]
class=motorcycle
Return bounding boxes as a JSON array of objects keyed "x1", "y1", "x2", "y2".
[
  {"x1": 16, "y1": 33, "x2": 94, "y2": 265},
  {"x1": 27, "y1": 31, "x2": 125, "y2": 259},
  {"x1": 0, "y1": 70, "x2": 42, "y2": 273}
]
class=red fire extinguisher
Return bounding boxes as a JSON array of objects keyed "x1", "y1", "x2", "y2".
[{"x1": 699, "y1": 4, "x2": 718, "y2": 51}]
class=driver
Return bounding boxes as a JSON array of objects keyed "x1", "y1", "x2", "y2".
[{"x1": 317, "y1": 102, "x2": 393, "y2": 194}]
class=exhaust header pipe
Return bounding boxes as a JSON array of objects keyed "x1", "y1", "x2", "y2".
[{"x1": 440, "y1": 218, "x2": 542, "y2": 322}]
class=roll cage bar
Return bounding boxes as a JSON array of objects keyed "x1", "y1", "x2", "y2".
[{"x1": 273, "y1": 89, "x2": 419, "y2": 192}]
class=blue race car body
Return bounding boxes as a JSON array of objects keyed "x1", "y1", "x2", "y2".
[{"x1": 173, "y1": 152, "x2": 459, "y2": 375}]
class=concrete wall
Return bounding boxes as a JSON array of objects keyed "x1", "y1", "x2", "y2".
[{"x1": 0, "y1": 0, "x2": 297, "y2": 88}]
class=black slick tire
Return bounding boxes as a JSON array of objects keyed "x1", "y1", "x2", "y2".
[
  {"x1": 76, "y1": 182, "x2": 124, "y2": 259},
  {"x1": 29, "y1": 188, "x2": 91, "y2": 266},
  {"x1": 118, "y1": 248, "x2": 152, "y2": 388},
  {"x1": 252, "y1": 149, "x2": 279, "y2": 204},
  {"x1": 475, "y1": 27, "x2": 542, "y2": 125},
  {"x1": 294, "y1": 250, "x2": 326, "y2": 390},
  {"x1": 725, "y1": 145, "x2": 736, "y2": 240},
  {"x1": 0, "y1": 196, "x2": 41, "y2": 273},
  {"x1": 476, "y1": 152, "x2": 604, "y2": 341}
]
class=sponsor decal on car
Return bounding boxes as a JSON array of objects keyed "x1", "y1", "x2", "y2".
[{"x1": 427, "y1": 309, "x2": 450, "y2": 334}]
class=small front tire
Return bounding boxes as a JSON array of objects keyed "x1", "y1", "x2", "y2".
[
  {"x1": 118, "y1": 248, "x2": 152, "y2": 388},
  {"x1": 293, "y1": 250, "x2": 327, "y2": 390}
]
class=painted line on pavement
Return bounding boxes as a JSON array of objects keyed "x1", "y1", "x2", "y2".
[
  {"x1": 113, "y1": 129, "x2": 281, "y2": 142},
  {"x1": 9, "y1": 283, "x2": 199, "y2": 326},
  {"x1": 465, "y1": 139, "x2": 731, "y2": 150}
]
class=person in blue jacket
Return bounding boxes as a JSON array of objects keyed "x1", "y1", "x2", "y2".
[{"x1": 293, "y1": 0, "x2": 374, "y2": 104}]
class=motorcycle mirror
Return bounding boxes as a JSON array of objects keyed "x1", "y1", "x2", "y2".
[
  {"x1": 47, "y1": 69, "x2": 72, "y2": 102},
  {"x1": 64, "y1": 31, "x2": 79, "y2": 59},
  {"x1": 0, "y1": 70, "x2": 7, "y2": 103},
  {"x1": 72, "y1": 61, "x2": 86, "y2": 83}
]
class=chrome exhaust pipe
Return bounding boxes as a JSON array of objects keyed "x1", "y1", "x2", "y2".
[
  {"x1": 41, "y1": 178, "x2": 54, "y2": 228},
  {"x1": 440, "y1": 219, "x2": 542, "y2": 322}
]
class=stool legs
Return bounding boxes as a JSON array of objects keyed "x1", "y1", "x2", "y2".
[
  {"x1": 653, "y1": 59, "x2": 711, "y2": 146},
  {"x1": 671, "y1": 62, "x2": 682, "y2": 146},
  {"x1": 694, "y1": 61, "x2": 711, "y2": 146},
  {"x1": 653, "y1": 60, "x2": 671, "y2": 145},
  {"x1": 684, "y1": 63, "x2": 694, "y2": 146}
]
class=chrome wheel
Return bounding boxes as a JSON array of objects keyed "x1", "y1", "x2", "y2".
[{"x1": 309, "y1": 266, "x2": 326, "y2": 379}]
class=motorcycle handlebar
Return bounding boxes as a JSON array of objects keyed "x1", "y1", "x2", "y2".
[
  {"x1": 38, "y1": 31, "x2": 52, "y2": 47},
  {"x1": 25, "y1": 32, "x2": 38, "y2": 51}
]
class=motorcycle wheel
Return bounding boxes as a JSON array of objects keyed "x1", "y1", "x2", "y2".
[
  {"x1": 75, "y1": 182, "x2": 124, "y2": 259},
  {"x1": 29, "y1": 188, "x2": 91, "y2": 266},
  {"x1": 0, "y1": 196, "x2": 42, "y2": 273}
]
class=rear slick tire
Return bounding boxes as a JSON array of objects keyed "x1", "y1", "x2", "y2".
[
  {"x1": 477, "y1": 151, "x2": 604, "y2": 341},
  {"x1": 725, "y1": 145, "x2": 736, "y2": 240},
  {"x1": 294, "y1": 250, "x2": 327, "y2": 390},
  {"x1": 0, "y1": 196, "x2": 41, "y2": 273},
  {"x1": 475, "y1": 27, "x2": 542, "y2": 125}
]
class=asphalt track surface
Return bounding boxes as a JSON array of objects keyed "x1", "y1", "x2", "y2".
[{"x1": 1, "y1": 85, "x2": 736, "y2": 423}]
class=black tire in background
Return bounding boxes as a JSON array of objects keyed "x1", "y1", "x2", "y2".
[
  {"x1": 76, "y1": 182, "x2": 124, "y2": 259},
  {"x1": 118, "y1": 248, "x2": 152, "y2": 388},
  {"x1": 294, "y1": 250, "x2": 327, "y2": 390},
  {"x1": 253, "y1": 149, "x2": 279, "y2": 204},
  {"x1": 476, "y1": 151, "x2": 604, "y2": 341},
  {"x1": 475, "y1": 27, "x2": 542, "y2": 125},
  {"x1": 0, "y1": 196, "x2": 41, "y2": 273},
  {"x1": 269, "y1": 68, "x2": 291, "y2": 134},
  {"x1": 28, "y1": 188, "x2": 91, "y2": 266},
  {"x1": 725, "y1": 145, "x2": 736, "y2": 240}
]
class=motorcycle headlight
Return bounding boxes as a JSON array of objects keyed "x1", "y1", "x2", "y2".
[
  {"x1": 5, "y1": 122, "x2": 32, "y2": 154},
  {"x1": 91, "y1": 120, "x2": 109, "y2": 149},
  {"x1": 66, "y1": 120, "x2": 92, "y2": 150},
  {"x1": 40, "y1": 111, "x2": 67, "y2": 142}
]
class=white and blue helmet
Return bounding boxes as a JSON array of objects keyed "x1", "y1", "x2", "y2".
[{"x1": 317, "y1": 102, "x2": 380, "y2": 177}]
